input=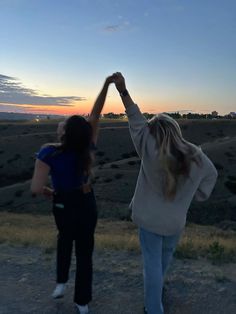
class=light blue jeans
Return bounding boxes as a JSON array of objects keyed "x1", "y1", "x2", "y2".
[{"x1": 139, "y1": 227, "x2": 181, "y2": 314}]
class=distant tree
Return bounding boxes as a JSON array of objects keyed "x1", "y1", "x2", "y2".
[
  {"x1": 211, "y1": 111, "x2": 218, "y2": 117},
  {"x1": 143, "y1": 112, "x2": 155, "y2": 119},
  {"x1": 182, "y1": 112, "x2": 214, "y2": 119},
  {"x1": 103, "y1": 112, "x2": 125, "y2": 119},
  {"x1": 168, "y1": 112, "x2": 181, "y2": 119}
]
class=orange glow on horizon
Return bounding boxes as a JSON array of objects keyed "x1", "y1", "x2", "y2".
[
  {"x1": 4, "y1": 99, "x2": 177, "y2": 116},
  {"x1": 5, "y1": 101, "x2": 128, "y2": 116},
  {"x1": 25, "y1": 103, "x2": 126, "y2": 115}
]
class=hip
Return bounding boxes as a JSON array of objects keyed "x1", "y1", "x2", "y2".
[{"x1": 52, "y1": 188, "x2": 97, "y2": 219}]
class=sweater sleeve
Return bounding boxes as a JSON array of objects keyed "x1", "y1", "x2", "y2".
[
  {"x1": 194, "y1": 153, "x2": 218, "y2": 202},
  {"x1": 125, "y1": 104, "x2": 150, "y2": 159}
]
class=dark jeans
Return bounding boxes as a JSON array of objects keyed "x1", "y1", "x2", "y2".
[{"x1": 52, "y1": 189, "x2": 97, "y2": 305}]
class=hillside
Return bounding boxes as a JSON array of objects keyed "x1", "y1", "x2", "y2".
[
  {"x1": 0, "y1": 119, "x2": 235, "y2": 225},
  {"x1": 1, "y1": 119, "x2": 236, "y2": 187}
]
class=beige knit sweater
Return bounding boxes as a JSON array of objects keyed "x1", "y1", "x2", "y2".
[{"x1": 126, "y1": 104, "x2": 218, "y2": 236}]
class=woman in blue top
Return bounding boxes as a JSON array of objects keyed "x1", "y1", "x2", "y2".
[{"x1": 31, "y1": 76, "x2": 114, "y2": 314}]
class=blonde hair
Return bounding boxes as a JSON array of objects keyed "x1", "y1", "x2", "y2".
[{"x1": 148, "y1": 114, "x2": 201, "y2": 200}]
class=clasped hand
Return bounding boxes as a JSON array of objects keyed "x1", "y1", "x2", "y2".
[{"x1": 106, "y1": 72, "x2": 126, "y2": 93}]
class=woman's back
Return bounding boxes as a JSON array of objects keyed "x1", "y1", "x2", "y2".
[
  {"x1": 125, "y1": 103, "x2": 218, "y2": 235},
  {"x1": 37, "y1": 145, "x2": 88, "y2": 191}
]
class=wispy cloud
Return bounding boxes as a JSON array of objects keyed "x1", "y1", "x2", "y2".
[
  {"x1": 0, "y1": 74, "x2": 85, "y2": 106},
  {"x1": 103, "y1": 25, "x2": 120, "y2": 32},
  {"x1": 103, "y1": 20, "x2": 130, "y2": 33}
]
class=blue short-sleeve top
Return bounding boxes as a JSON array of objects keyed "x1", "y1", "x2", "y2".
[{"x1": 37, "y1": 145, "x2": 93, "y2": 191}]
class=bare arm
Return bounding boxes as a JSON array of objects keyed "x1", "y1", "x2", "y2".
[
  {"x1": 31, "y1": 159, "x2": 50, "y2": 195},
  {"x1": 88, "y1": 76, "x2": 114, "y2": 144}
]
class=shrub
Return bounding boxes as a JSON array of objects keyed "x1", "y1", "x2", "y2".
[
  {"x1": 217, "y1": 220, "x2": 236, "y2": 231},
  {"x1": 3, "y1": 200, "x2": 14, "y2": 206},
  {"x1": 114, "y1": 173, "x2": 123, "y2": 180},
  {"x1": 228, "y1": 175, "x2": 236, "y2": 181},
  {"x1": 225, "y1": 152, "x2": 234, "y2": 158},
  {"x1": 130, "y1": 151, "x2": 138, "y2": 157},
  {"x1": 174, "y1": 240, "x2": 198, "y2": 259},
  {"x1": 127, "y1": 160, "x2": 136, "y2": 166},
  {"x1": 214, "y1": 163, "x2": 224, "y2": 170},
  {"x1": 98, "y1": 161, "x2": 105, "y2": 166},
  {"x1": 214, "y1": 274, "x2": 230, "y2": 283},
  {"x1": 225, "y1": 181, "x2": 236, "y2": 194},
  {"x1": 96, "y1": 151, "x2": 105, "y2": 157},
  {"x1": 104, "y1": 178, "x2": 113, "y2": 183},
  {"x1": 207, "y1": 241, "x2": 234, "y2": 264},
  {"x1": 110, "y1": 164, "x2": 119, "y2": 169},
  {"x1": 121, "y1": 153, "x2": 130, "y2": 159},
  {"x1": 15, "y1": 190, "x2": 24, "y2": 197},
  {"x1": 44, "y1": 247, "x2": 55, "y2": 254},
  {"x1": 91, "y1": 178, "x2": 97, "y2": 184},
  {"x1": 7, "y1": 153, "x2": 21, "y2": 163}
]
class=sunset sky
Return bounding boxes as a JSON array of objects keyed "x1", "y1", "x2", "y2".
[{"x1": 0, "y1": 0, "x2": 235, "y2": 115}]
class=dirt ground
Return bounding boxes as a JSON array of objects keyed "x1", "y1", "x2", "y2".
[{"x1": 0, "y1": 244, "x2": 235, "y2": 314}]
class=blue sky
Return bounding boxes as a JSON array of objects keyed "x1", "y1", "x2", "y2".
[{"x1": 0, "y1": 0, "x2": 235, "y2": 115}]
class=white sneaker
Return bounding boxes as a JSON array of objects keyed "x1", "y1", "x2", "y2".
[
  {"x1": 75, "y1": 303, "x2": 89, "y2": 314},
  {"x1": 51, "y1": 283, "x2": 65, "y2": 299}
]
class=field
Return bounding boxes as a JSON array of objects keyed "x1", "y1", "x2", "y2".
[{"x1": 0, "y1": 118, "x2": 236, "y2": 313}]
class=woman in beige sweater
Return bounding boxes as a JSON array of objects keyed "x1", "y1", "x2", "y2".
[{"x1": 113, "y1": 72, "x2": 218, "y2": 314}]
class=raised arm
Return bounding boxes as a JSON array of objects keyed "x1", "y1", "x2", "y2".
[
  {"x1": 88, "y1": 76, "x2": 114, "y2": 144},
  {"x1": 113, "y1": 72, "x2": 149, "y2": 159},
  {"x1": 112, "y1": 72, "x2": 135, "y2": 110}
]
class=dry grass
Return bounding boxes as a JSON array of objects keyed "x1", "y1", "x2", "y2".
[
  {"x1": 95, "y1": 220, "x2": 139, "y2": 251},
  {"x1": 176, "y1": 224, "x2": 236, "y2": 262},
  {"x1": 181, "y1": 223, "x2": 236, "y2": 248},
  {"x1": 0, "y1": 212, "x2": 56, "y2": 248},
  {"x1": 0, "y1": 212, "x2": 235, "y2": 262}
]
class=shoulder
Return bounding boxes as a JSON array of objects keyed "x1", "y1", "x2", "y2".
[
  {"x1": 37, "y1": 144, "x2": 59, "y2": 163},
  {"x1": 197, "y1": 148, "x2": 217, "y2": 175},
  {"x1": 38, "y1": 144, "x2": 57, "y2": 155}
]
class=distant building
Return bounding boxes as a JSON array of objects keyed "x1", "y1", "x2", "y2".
[{"x1": 228, "y1": 112, "x2": 236, "y2": 118}]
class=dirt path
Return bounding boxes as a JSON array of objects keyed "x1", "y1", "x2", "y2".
[{"x1": 0, "y1": 244, "x2": 235, "y2": 314}]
